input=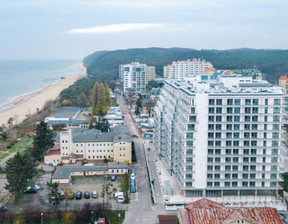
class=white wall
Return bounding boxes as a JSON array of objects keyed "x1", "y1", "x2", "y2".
[{"x1": 193, "y1": 93, "x2": 208, "y2": 188}]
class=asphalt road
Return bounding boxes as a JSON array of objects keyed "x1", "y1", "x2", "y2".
[{"x1": 116, "y1": 94, "x2": 168, "y2": 224}]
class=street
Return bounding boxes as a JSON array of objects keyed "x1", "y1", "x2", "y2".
[{"x1": 116, "y1": 93, "x2": 170, "y2": 224}]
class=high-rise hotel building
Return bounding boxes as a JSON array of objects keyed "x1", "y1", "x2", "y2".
[
  {"x1": 154, "y1": 74, "x2": 284, "y2": 197},
  {"x1": 119, "y1": 62, "x2": 155, "y2": 95},
  {"x1": 167, "y1": 58, "x2": 214, "y2": 79}
]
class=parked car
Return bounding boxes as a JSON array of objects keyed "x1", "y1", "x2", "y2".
[
  {"x1": 24, "y1": 188, "x2": 37, "y2": 194},
  {"x1": 131, "y1": 169, "x2": 135, "y2": 174},
  {"x1": 60, "y1": 190, "x2": 65, "y2": 200},
  {"x1": 27, "y1": 185, "x2": 40, "y2": 190},
  {"x1": 0, "y1": 204, "x2": 8, "y2": 212},
  {"x1": 130, "y1": 173, "x2": 136, "y2": 180},
  {"x1": 130, "y1": 179, "x2": 136, "y2": 186},
  {"x1": 130, "y1": 185, "x2": 136, "y2": 193},
  {"x1": 92, "y1": 191, "x2": 98, "y2": 198},
  {"x1": 110, "y1": 175, "x2": 116, "y2": 181},
  {"x1": 84, "y1": 191, "x2": 90, "y2": 199},
  {"x1": 75, "y1": 191, "x2": 82, "y2": 199},
  {"x1": 68, "y1": 192, "x2": 75, "y2": 200},
  {"x1": 104, "y1": 174, "x2": 109, "y2": 180}
]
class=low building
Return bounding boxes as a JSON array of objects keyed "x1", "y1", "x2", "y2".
[
  {"x1": 52, "y1": 162, "x2": 128, "y2": 184},
  {"x1": 44, "y1": 149, "x2": 61, "y2": 166},
  {"x1": 178, "y1": 198, "x2": 284, "y2": 224},
  {"x1": 279, "y1": 75, "x2": 288, "y2": 93},
  {"x1": 60, "y1": 126, "x2": 132, "y2": 164}
]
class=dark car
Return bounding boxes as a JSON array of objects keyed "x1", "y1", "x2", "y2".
[
  {"x1": 130, "y1": 179, "x2": 136, "y2": 186},
  {"x1": 110, "y1": 175, "x2": 116, "y2": 181},
  {"x1": 68, "y1": 192, "x2": 75, "y2": 200},
  {"x1": 84, "y1": 192, "x2": 90, "y2": 199},
  {"x1": 0, "y1": 204, "x2": 7, "y2": 212},
  {"x1": 24, "y1": 188, "x2": 37, "y2": 194},
  {"x1": 75, "y1": 191, "x2": 82, "y2": 199}
]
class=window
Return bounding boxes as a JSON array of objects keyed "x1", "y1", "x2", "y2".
[
  {"x1": 273, "y1": 116, "x2": 280, "y2": 122},
  {"x1": 234, "y1": 116, "x2": 240, "y2": 122},
  {"x1": 189, "y1": 116, "x2": 196, "y2": 122},
  {"x1": 208, "y1": 157, "x2": 213, "y2": 163},
  {"x1": 215, "y1": 149, "x2": 221, "y2": 155},
  {"x1": 233, "y1": 149, "x2": 239, "y2": 155},
  {"x1": 216, "y1": 116, "x2": 222, "y2": 122},
  {"x1": 273, "y1": 107, "x2": 281, "y2": 114},
  {"x1": 232, "y1": 174, "x2": 238, "y2": 179},
  {"x1": 274, "y1": 99, "x2": 281, "y2": 105},
  {"x1": 252, "y1": 124, "x2": 258, "y2": 130},
  {"x1": 208, "y1": 116, "x2": 214, "y2": 122},
  {"x1": 226, "y1": 124, "x2": 232, "y2": 130},
  {"x1": 186, "y1": 133, "x2": 193, "y2": 139},
  {"x1": 216, "y1": 99, "x2": 222, "y2": 105},
  {"x1": 227, "y1": 99, "x2": 233, "y2": 105},
  {"x1": 265, "y1": 99, "x2": 268, "y2": 105},
  {"x1": 243, "y1": 149, "x2": 249, "y2": 155},
  {"x1": 226, "y1": 149, "x2": 231, "y2": 155},
  {"x1": 215, "y1": 133, "x2": 221, "y2": 139},
  {"x1": 272, "y1": 149, "x2": 278, "y2": 155},
  {"x1": 225, "y1": 165, "x2": 231, "y2": 171},
  {"x1": 233, "y1": 157, "x2": 239, "y2": 163},
  {"x1": 233, "y1": 133, "x2": 239, "y2": 139},
  {"x1": 187, "y1": 124, "x2": 195, "y2": 130},
  {"x1": 252, "y1": 107, "x2": 258, "y2": 113},
  {"x1": 232, "y1": 165, "x2": 238, "y2": 171},
  {"x1": 209, "y1": 99, "x2": 215, "y2": 105},
  {"x1": 216, "y1": 124, "x2": 221, "y2": 130},
  {"x1": 245, "y1": 99, "x2": 251, "y2": 105},
  {"x1": 245, "y1": 107, "x2": 251, "y2": 113},
  {"x1": 225, "y1": 182, "x2": 230, "y2": 187},
  {"x1": 225, "y1": 157, "x2": 231, "y2": 163},
  {"x1": 252, "y1": 99, "x2": 258, "y2": 105},
  {"x1": 226, "y1": 141, "x2": 232, "y2": 146},
  {"x1": 227, "y1": 107, "x2": 233, "y2": 113},
  {"x1": 245, "y1": 116, "x2": 250, "y2": 122},
  {"x1": 216, "y1": 108, "x2": 222, "y2": 113},
  {"x1": 208, "y1": 133, "x2": 214, "y2": 139},
  {"x1": 227, "y1": 116, "x2": 233, "y2": 122},
  {"x1": 207, "y1": 174, "x2": 213, "y2": 179},
  {"x1": 234, "y1": 107, "x2": 240, "y2": 113},
  {"x1": 232, "y1": 182, "x2": 238, "y2": 187},
  {"x1": 207, "y1": 165, "x2": 213, "y2": 171},
  {"x1": 208, "y1": 124, "x2": 214, "y2": 130},
  {"x1": 244, "y1": 124, "x2": 250, "y2": 130},
  {"x1": 234, "y1": 124, "x2": 240, "y2": 130},
  {"x1": 252, "y1": 116, "x2": 258, "y2": 122},
  {"x1": 234, "y1": 99, "x2": 241, "y2": 105},
  {"x1": 251, "y1": 133, "x2": 257, "y2": 138},
  {"x1": 225, "y1": 174, "x2": 231, "y2": 179},
  {"x1": 243, "y1": 174, "x2": 248, "y2": 179},
  {"x1": 242, "y1": 182, "x2": 248, "y2": 187},
  {"x1": 215, "y1": 165, "x2": 220, "y2": 171},
  {"x1": 215, "y1": 157, "x2": 221, "y2": 163}
]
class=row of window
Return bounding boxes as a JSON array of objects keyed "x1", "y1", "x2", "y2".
[
  {"x1": 75, "y1": 149, "x2": 114, "y2": 153},
  {"x1": 207, "y1": 115, "x2": 280, "y2": 122},
  {"x1": 88, "y1": 155, "x2": 111, "y2": 159},
  {"x1": 207, "y1": 140, "x2": 279, "y2": 147},
  {"x1": 208, "y1": 98, "x2": 281, "y2": 106},
  {"x1": 206, "y1": 181, "x2": 277, "y2": 187},
  {"x1": 207, "y1": 165, "x2": 278, "y2": 172},
  {"x1": 207, "y1": 173, "x2": 277, "y2": 179},
  {"x1": 208, "y1": 132, "x2": 279, "y2": 139},
  {"x1": 207, "y1": 157, "x2": 278, "y2": 164},
  {"x1": 208, "y1": 107, "x2": 281, "y2": 114},
  {"x1": 75, "y1": 143, "x2": 114, "y2": 147},
  {"x1": 207, "y1": 148, "x2": 278, "y2": 155},
  {"x1": 208, "y1": 124, "x2": 280, "y2": 131}
]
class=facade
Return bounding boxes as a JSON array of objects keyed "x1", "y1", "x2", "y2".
[
  {"x1": 163, "y1": 65, "x2": 170, "y2": 78},
  {"x1": 44, "y1": 149, "x2": 61, "y2": 166},
  {"x1": 146, "y1": 66, "x2": 156, "y2": 82},
  {"x1": 167, "y1": 58, "x2": 214, "y2": 80},
  {"x1": 178, "y1": 198, "x2": 284, "y2": 224},
  {"x1": 279, "y1": 75, "x2": 288, "y2": 93},
  {"x1": 60, "y1": 126, "x2": 132, "y2": 164},
  {"x1": 119, "y1": 62, "x2": 155, "y2": 94},
  {"x1": 154, "y1": 74, "x2": 284, "y2": 197}
]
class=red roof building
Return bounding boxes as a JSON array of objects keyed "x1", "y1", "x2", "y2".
[{"x1": 178, "y1": 198, "x2": 284, "y2": 224}]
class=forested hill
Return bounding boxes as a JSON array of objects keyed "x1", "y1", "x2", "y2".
[{"x1": 83, "y1": 48, "x2": 288, "y2": 83}]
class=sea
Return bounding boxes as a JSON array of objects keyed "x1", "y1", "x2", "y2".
[{"x1": 0, "y1": 59, "x2": 82, "y2": 110}]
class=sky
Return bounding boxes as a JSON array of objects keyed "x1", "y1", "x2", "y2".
[{"x1": 0, "y1": 0, "x2": 287, "y2": 59}]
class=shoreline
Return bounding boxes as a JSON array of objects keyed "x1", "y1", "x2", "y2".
[{"x1": 0, "y1": 62, "x2": 87, "y2": 125}]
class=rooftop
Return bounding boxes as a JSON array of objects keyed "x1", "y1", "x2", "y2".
[
  {"x1": 46, "y1": 107, "x2": 81, "y2": 120},
  {"x1": 45, "y1": 149, "x2": 60, "y2": 156},
  {"x1": 179, "y1": 198, "x2": 284, "y2": 224}
]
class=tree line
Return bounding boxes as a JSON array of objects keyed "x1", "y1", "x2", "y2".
[{"x1": 91, "y1": 82, "x2": 112, "y2": 117}]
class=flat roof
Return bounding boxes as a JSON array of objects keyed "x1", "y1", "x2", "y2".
[{"x1": 47, "y1": 107, "x2": 80, "y2": 119}]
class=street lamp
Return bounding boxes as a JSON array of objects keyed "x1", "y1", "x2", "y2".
[
  {"x1": 91, "y1": 211, "x2": 94, "y2": 223},
  {"x1": 41, "y1": 213, "x2": 43, "y2": 224}
]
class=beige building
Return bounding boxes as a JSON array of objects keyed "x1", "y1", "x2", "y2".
[
  {"x1": 146, "y1": 66, "x2": 156, "y2": 82},
  {"x1": 163, "y1": 65, "x2": 169, "y2": 78},
  {"x1": 44, "y1": 149, "x2": 61, "y2": 166},
  {"x1": 60, "y1": 126, "x2": 132, "y2": 164},
  {"x1": 279, "y1": 75, "x2": 288, "y2": 93}
]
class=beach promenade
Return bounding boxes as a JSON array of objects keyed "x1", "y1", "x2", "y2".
[{"x1": 0, "y1": 63, "x2": 86, "y2": 126}]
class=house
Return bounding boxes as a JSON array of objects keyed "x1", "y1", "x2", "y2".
[
  {"x1": 157, "y1": 215, "x2": 178, "y2": 224},
  {"x1": 44, "y1": 149, "x2": 61, "y2": 166},
  {"x1": 52, "y1": 162, "x2": 128, "y2": 184},
  {"x1": 177, "y1": 198, "x2": 284, "y2": 224}
]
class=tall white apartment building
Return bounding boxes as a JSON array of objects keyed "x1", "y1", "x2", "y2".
[
  {"x1": 119, "y1": 62, "x2": 155, "y2": 94},
  {"x1": 154, "y1": 74, "x2": 284, "y2": 197},
  {"x1": 167, "y1": 58, "x2": 214, "y2": 79}
]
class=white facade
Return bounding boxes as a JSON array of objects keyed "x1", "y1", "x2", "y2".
[
  {"x1": 119, "y1": 62, "x2": 155, "y2": 94},
  {"x1": 167, "y1": 59, "x2": 214, "y2": 80},
  {"x1": 154, "y1": 76, "x2": 284, "y2": 197}
]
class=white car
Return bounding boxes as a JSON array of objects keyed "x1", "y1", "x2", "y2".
[{"x1": 92, "y1": 191, "x2": 98, "y2": 198}]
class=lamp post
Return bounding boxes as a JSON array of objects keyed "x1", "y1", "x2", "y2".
[
  {"x1": 41, "y1": 213, "x2": 43, "y2": 224},
  {"x1": 91, "y1": 211, "x2": 94, "y2": 223}
]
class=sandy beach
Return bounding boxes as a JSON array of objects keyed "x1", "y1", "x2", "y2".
[{"x1": 0, "y1": 62, "x2": 86, "y2": 126}]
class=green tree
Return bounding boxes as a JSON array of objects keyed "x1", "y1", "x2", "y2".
[
  {"x1": 5, "y1": 152, "x2": 36, "y2": 203},
  {"x1": 91, "y1": 82, "x2": 99, "y2": 116},
  {"x1": 105, "y1": 83, "x2": 112, "y2": 110},
  {"x1": 109, "y1": 80, "x2": 117, "y2": 91},
  {"x1": 135, "y1": 98, "x2": 143, "y2": 115},
  {"x1": 47, "y1": 180, "x2": 64, "y2": 211},
  {"x1": 32, "y1": 121, "x2": 54, "y2": 161}
]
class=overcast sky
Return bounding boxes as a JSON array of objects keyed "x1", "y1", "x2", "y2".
[{"x1": 0, "y1": 0, "x2": 287, "y2": 59}]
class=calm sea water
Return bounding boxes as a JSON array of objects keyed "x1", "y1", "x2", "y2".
[{"x1": 0, "y1": 59, "x2": 81, "y2": 106}]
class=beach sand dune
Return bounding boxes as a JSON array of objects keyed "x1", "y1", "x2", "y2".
[{"x1": 0, "y1": 63, "x2": 86, "y2": 126}]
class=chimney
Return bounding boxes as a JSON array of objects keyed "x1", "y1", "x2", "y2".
[
  {"x1": 118, "y1": 136, "x2": 121, "y2": 140},
  {"x1": 96, "y1": 134, "x2": 98, "y2": 138}
]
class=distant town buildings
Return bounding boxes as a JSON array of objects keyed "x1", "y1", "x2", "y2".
[
  {"x1": 279, "y1": 75, "x2": 288, "y2": 93},
  {"x1": 119, "y1": 62, "x2": 155, "y2": 94},
  {"x1": 154, "y1": 72, "x2": 283, "y2": 198},
  {"x1": 166, "y1": 59, "x2": 214, "y2": 79}
]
